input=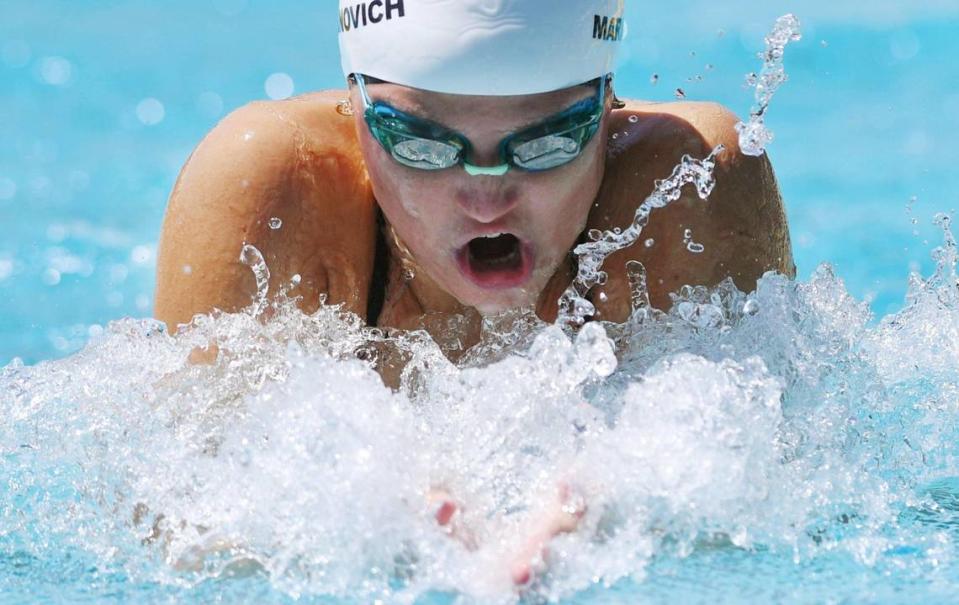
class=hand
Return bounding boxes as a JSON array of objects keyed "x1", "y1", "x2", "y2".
[{"x1": 509, "y1": 482, "x2": 587, "y2": 586}]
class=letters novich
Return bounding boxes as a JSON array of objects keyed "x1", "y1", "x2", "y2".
[
  {"x1": 339, "y1": 0, "x2": 406, "y2": 32},
  {"x1": 593, "y1": 15, "x2": 624, "y2": 42}
]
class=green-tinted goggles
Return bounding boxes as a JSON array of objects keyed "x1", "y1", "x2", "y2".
[{"x1": 352, "y1": 74, "x2": 610, "y2": 176}]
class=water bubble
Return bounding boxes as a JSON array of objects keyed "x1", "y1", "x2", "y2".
[
  {"x1": 890, "y1": 29, "x2": 920, "y2": 62},
  {"x1": 611, "y1": 133, "x2": 619, "y2": 140},
  {"x1": 42, "y1": 268, "x2": 61, "y2": 286},
  {"x1": 743, "y1": 299, "x2": 760, "y2": 316},
  {"x1": 182, "y1": 265, "x2": 193, "y2": 276},
  {"x1": 39, "y1": 56, "x2": 73, "y2": 86},
  {"x1": 290, "y1": 273, "x2": 302, "y2": 286},
  {"x1": 705, "y1": 63, "x2": 715, "y2": 71},
  {"x1": 268, "y1": 217, "x2": 283, "y2": 230},
  {"x1": 628, "y1": 115, "x2": 639, "y2": 124},
  {"x1": 0, "y1": 258, "x2": 13, "y2": 282},
  {"x1": 588, "y1": 229, "x2": 604, "y2": 241},
  {"x1": 0, "y1": 177, "x2": 16, "y2": 200},
  {"x1": 130, "y1": 245, "x2": 154, "y2": 266},
  {"x1": 650, "y1": 73, "x2": 659, "y2": 85},
  {"x1": 336, "y1": 99, "x2": 354, "y2": 116},
  {"x1": 136, "y1": 98, "x2": 165, "y2": 126},
  {"x1": 821, "y1": 40, "x2": 829, "y2": 48},
  {"x1": 265, "y1": 72, "x2": 295, "y2": 100},
  {"x1": 644, "y1": 238, "x2": 655, "y2": 248},
  {"x1": 687, "y1": 242, "x2": 706, "y2": 254}
]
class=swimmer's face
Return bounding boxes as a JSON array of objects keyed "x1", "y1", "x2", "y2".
[{"x1": 349, "y1": 80, "x2": 609, "y2": 315}]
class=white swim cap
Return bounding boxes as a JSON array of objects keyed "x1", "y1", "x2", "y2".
[{"x1": 338, "y1": 0, "x2": 627, "y2": 96}]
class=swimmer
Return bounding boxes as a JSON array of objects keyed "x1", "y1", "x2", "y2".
[{"x1": 154, "y1": 0, "x2": 794, "y2": 588}]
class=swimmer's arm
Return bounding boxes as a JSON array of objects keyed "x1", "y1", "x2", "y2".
[
  {"x1": 155, "y1": 93, "x2": 377, "y2": 333},
  {"x1": 590, "y1": 101, "x2": 795, "y2": 321}
]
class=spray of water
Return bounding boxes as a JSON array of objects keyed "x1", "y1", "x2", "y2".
[{"x1": 736, "y1": 14, "x2": 803, "y2": 156}]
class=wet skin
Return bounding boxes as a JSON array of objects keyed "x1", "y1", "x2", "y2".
[{"x1": 154, "y1": 86, "x2": 794, "y2": 584}]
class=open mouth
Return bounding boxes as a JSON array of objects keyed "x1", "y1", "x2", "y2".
[{"x1": 456, "y1": 233, "x2": 533, "y2": 289}]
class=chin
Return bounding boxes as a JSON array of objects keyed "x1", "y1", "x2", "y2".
[{"x1": 460, "y1": 286, "x2": 539, "y2": 317}]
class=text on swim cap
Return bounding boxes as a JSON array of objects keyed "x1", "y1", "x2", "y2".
[
  {"x1": 593, "y1": 15, "x2": 624, "y2": 42},
  {"x1": 340, "y1": 0, "x2": 406, "y2": 32}
]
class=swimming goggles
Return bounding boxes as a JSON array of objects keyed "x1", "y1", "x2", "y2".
[{"x1": 351, "y1": 73, "x2": 610, "y2": 176}]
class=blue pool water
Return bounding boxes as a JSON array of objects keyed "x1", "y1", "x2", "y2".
[{"x1": 3, "y1": 1, "x2": 959, "y2": 604}]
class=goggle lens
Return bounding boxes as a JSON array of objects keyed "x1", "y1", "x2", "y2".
[
  {"x1": 511, "y1": 131, "x2": 589, "y2": 171},
  {"x1": 392, "y1": 137, "x2": 461, "y2": 170}
]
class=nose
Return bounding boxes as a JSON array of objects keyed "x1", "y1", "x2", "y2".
[{"x1": 455, "y1": 185, "x2": 521, "y2": 223}]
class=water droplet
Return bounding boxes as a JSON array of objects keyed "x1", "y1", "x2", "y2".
[
  {"x1": 239, "y1": 244, "x2": 271, "y2": 317},
  {"x1": 265, "y1": 72, "x2": 295, "y2": 100},
  {"x1": 650, "y1": 73, "x2": 659, "y2": 85},
  {"x1": 628, "y1": 115, "x2": 639, "y2": 124},
  {"x1": 39, "y1": 56, "x2": 72, "y2": 86},
  {"x1": 675, "y1": 88, "x2": 686, "y2": 99},
  {"x1": 821, "y1": 40, "x2": 829, "y2": 48},
  {"x1": 644, "y1": 238, "x2": 655, "y2": 248},
  {"x1": 611, "y1": 133, "x2": 619, "y2": 140},
  {"x1": 689, "y1": 51, "x2": 697, "y2": 57},
  {"x1": 268, "y1": 217, "x2": 283, "y2": 230},
  {"x1": 598, "y1": 292, "x2": 609, "y2": 303},
  {"x1": 718, "y1": 29, "x2": 726, "y2": 38},
  {"x1": 684, "y1": 228, "x2": 693, "y2": 240},
  {"x1": 42, "y1": 268, "x2": 61, "y2": 286},
  {"x1": 182, "y1": 265, "x2": 193, "y2": 275},
  {"x1": 705, "y1": 64, "x2": 715, "y2": 71},
  {"x1": 136, "y1": 98, "x2": 165, "y2": 126},
  {"x1": 336, "y1": 99, "x2": 354, "y2": 116}
]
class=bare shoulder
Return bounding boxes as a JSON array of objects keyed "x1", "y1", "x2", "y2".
[
  {"x1": 155, "y1": 90, "x2": 377, "y2": 332},
  {"x1": 589, "y1": 99, "x2": 794, "y2": 321}
]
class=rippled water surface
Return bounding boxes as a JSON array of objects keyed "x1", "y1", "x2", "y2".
[{"x1": 3, "y1": 1, "x2": 959, "y2": 603}]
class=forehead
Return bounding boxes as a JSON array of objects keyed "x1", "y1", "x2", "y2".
[{"x1": 362, "y1": 79, "x2": 597, "y2": 128}]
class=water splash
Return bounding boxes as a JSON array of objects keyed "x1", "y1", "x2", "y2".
[
  {"x1": 736, "y1": 14, "x2": 803, "y2": 156},
  {"x1": 239, "y1": 244, "x2": 269, "y2": 317},
  {"x1": 556, "y1": 146, "x2": 723, "y2": 328},
  {"x1": 5, "y1": 216, "x2": 959, "y2": 602}
]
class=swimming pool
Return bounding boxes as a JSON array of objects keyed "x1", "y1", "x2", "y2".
[{"x1": 3, "y1": 1, "x2": 959, "y2": 603}]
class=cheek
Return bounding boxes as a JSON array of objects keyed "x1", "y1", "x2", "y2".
[{"x1": 527, "y1": 151, "x2": 605, "y2": 243}]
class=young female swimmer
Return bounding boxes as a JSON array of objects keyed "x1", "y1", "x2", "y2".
[{"x1": 155, "y1": 0, "x2": 794, "y2": 587}]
